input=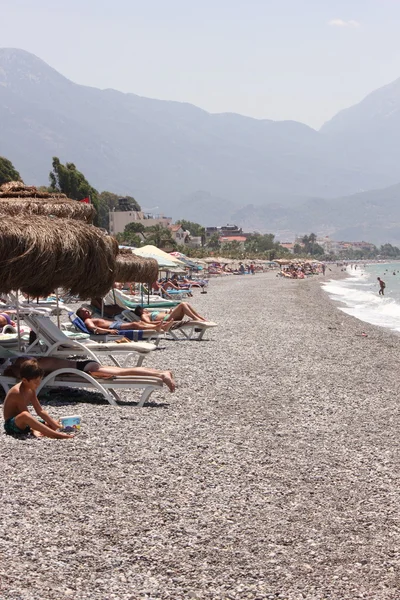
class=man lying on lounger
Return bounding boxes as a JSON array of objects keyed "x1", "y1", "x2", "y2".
[
  {"x1": 3, "y1": 356, "x2": 176, "y2": 392},
  {"x1": 76, "y1": 307, "x2": 173, "y2": 335}
]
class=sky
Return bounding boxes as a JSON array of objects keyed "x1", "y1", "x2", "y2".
[{"x1": 1, "y1": 0, "x2": 400, "y2": 129}]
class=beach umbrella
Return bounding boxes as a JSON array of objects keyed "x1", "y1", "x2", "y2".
[
  {"x1": 0, "y1": 181, "x2": 96, "y2": 223},
  {"x1": 115, "y1": 252, "x2": 159, "y2": 284},
  {"x1": 0, "y1": 215, "x2": 118, "y2": 298},
  {"x1": 134, "y1": 245, "x2": 186, "y2": 266},
  {"x1": 132, "y1": 249, "x2": 180, "y2": 269},
  {"x1": 169, "y1": 251, "x2": 200, "y2": 270},
  {"x1": 204, "y1": 257, "x2": 218, "y2": 264}
]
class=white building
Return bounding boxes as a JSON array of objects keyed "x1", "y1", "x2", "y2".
[
  {"x1": 109, "y1": 209, "x2": 172, "y2": 235},
  {"x1": 168, "y1": 224, "x2": 189, "y2": 245}
]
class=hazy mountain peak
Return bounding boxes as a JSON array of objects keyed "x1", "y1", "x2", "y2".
[
  {"x1": 321, "y1": 76, "x2": 400, "y2": 135},
  {"x1": 0, "y1": 48, "x2": 70, "y2": 90},
  {"x1": 1, "y1": 47, "x2": 400, "y2": 237}
]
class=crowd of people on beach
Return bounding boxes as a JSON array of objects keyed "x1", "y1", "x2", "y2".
[
  {"x1": 2, "y1": 273, "x2": 216, "y2": 440},
  {"x1": 5, "y1": 260, "x2": 398, "y2": 440},
  {"x1": 278, "y1": 261, "x2": 326, "y2": 279}
]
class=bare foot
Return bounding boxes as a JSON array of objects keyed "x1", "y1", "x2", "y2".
[
  {"x1": 32, "y1": 429, "x2": 45, "y2": 438},
  {"x1": 161, "y1": 371, "x2": 176, "y2": 392},
  {"x1": 161, "y1": 320, "x2": 174, "y2": 332}
]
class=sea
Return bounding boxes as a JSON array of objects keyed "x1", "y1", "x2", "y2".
[{"x1": 322, "y1": 263, "x2": 400, "y2": 333}]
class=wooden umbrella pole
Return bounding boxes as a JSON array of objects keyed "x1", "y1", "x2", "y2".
[
  {"x1": 56, "y1": 289, "x2": 60, "y2": 328},
  {"x1": 16, "y1": 291, "x2": 21, "y2": 352}
]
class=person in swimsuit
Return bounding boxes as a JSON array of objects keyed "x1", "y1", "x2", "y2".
[
  {"x1": 3, "y1": 356, "x2": 176, "y2": 393},
  {"x1": 377, "y1": 277, "x2": 386, "y2": 296},
  {"x1": 76, "y1": 307, "x2": 173, "y2": 334},
  {"x1": 0, "y1": 312, "x2": 16, "y2": 329},
  {"x1": 90, "y1": 298, "x2": 123, "y2": 318},
  {"x1": 134, "y1": 302, "x2": 211, "y2": 324},
  {"x1": 3, "y1": 359, "x2": 74, "y2": 439}
]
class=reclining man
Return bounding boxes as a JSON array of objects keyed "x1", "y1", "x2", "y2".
[
  {"x1": 3, "y1": 356, "x2": 176, "y2": 392},
  {"x1": 76, "y1": 307, "x2": 173, "y2": 335}
]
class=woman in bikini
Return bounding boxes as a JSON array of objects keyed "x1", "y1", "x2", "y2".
[
  {"x1": 0, "y1": 312, "x2": 16, "y2": 330},
  {"x1": 134, "y1": 302, "x2": 211, "y2": 324}
]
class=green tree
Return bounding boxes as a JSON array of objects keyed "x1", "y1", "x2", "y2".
[
  {"x1": 0, "y1": 157, "x2": 21, "y2": 185},
  {"x1": 176, "y1": 220, "x2": 205, "y2": 238},
  {"x1": 301, "y1": 233, "x2": 324, "y2": 255},
  {"x1": 124, "y1": 222, "x2": 145, "y2": 235},
  {"x1": 49, "y1": 157, "x2": 97, "y2": 200},
  {"x1": 221, "y1": 240, "x2": 242, "y2": 258},
  {"x1": 99, "y1": 191, "x2": 140, "y2": 212},
  {"x1": 144, "y1": 224, "x2": 177, "y2": 249},
  {"x1": 117, "y1": 222, "x2": 146, "y2": 246},
  {"x1": 380, "y1": 243, "x2": 400, "y2": 257},
  {"x1": 207, "y1": 233, "x2": 221, "y2": 250},
  {"x1": 49, "y1": 157, "x2": 101, "y2": 223},
  {"x1": 116, "y1": 232, "x2": 143, "y2": 247},
  {"x1": 245, "y1": 233, "x2": 278, "y2": 254},
  {"x1": 97, "y1": 192, "x2": 141, "y2": 230}
]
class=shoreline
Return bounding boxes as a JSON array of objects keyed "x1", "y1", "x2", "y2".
[
  {"x1": 322, "y1": 265, "x2": 400, "y2": 338},
  {"x1": 2, "y1": 272, "x2": 400, "y2": 599}
]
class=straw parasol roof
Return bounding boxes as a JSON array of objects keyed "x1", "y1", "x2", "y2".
[
  {"x1": 115, "y1": 251, "x2": 158, "y2": 284},
  {"x1": 0, "y1": 181, "x2": 96, "y2": 223},
  {"x1": 0, "y1": 215, "x2": 118, "y2": 298}
]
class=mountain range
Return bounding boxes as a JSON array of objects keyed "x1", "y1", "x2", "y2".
[{"x1": 1, "y1": 48, "x2": 400, "y2": 243}]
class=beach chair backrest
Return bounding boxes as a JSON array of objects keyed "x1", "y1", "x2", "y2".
[
  {"x1": 67, "y1": 311, "x2": 145, "y2": 341},
  {"x1": 68, "y1": 312, "x2": 91, "y2": 335},
  {"x1": 31, "y1": 315, "x2": 69, "y2": 343}
]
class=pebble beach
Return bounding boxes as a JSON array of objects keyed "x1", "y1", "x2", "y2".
[{"x1": 2, "y1": 270, "x2": 400, "y2": 600}]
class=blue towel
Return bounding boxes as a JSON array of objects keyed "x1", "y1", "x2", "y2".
[
  {"x1": 119, "y1": 330, "x2": 144, "y2": 341},
  {"x1": 71, "y1": 315, "x2": 90, "y2": 334}
]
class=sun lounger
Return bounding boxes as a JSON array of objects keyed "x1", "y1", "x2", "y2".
[
  {"x1": 22, "y1": 314, "x2": 157, "y2": 367},
  {"x1": 120, "y1": 308, "x2": 217, "y2": 341},
  {"x1": 167, "y1": 320, "x2": 218, "y2": 341},
  {"x1": 67, "y1": 311, "x2": 164, "y2": 346},
  {"x1": 107, "y1": 288, "x2": 179, "y2": 309},
  {"x1": 0, "y1": 369, "x2": 165, "y2": 407}
]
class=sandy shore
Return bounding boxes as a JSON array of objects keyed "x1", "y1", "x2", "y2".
[{"x1": 1, "y1": 271, "x2": 400, "y2": 599}]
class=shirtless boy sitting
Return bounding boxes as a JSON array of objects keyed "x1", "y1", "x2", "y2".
[
  {"x1": 76, "y1": 307, "x2": 173, "y2": 334},
  {"x1": 3, "y1": 359, "x2": 73, "y2": 439}
]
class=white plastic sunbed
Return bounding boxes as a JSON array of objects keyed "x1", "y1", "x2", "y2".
[
  {"x1": 22, "y1": 314, "x2": 157, "y2": 367},
  {"x1": 69, "y1": 305, "x2": 165, "y2": 346},
  {"x1": 120, "y1": 308, "x2": 218, "y2": 341},
  {"x1": 0, "y1": 369, "x2": 165, "y2": 407}
]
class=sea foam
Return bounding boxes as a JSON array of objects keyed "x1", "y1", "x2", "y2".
[{"x1": 322, "y1": 267, "x2": 400, "y2": 332}]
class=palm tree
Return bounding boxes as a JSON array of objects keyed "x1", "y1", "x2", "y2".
[{"x1": 145, "y1": 224, "x2": 177, "y2": 249}]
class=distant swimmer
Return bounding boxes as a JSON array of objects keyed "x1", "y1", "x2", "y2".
[
  {"x1": 377, "y1": 277, "x2": 386, "y2": 296},
  {"x1": 394, "y1": 271, "x2": 396, "y2": 276}
]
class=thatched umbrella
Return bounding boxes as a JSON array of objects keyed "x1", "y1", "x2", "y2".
[
  {"x1": 0, "y1": 215, "x2": 118, "y2": 298},
  {"x1": 0, "y1": 181, "x2": 96, "y2": 223},
  {"x1": 115, "y1": 249, "x2": 158, "y2": 284}
]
